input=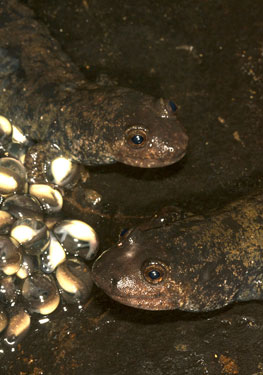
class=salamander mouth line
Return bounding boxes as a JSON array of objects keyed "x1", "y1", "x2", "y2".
[
  {"x1": 120, "y1": 150, "x2": 187, "y2": 167},
  {"x1": 92, "y1": 277, "x2": 166, "y2": 303},
  {"x1": 102, "y1": 291, "x2": 171, "y2": 310}
]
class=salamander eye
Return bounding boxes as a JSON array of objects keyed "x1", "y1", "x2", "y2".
[
  {"x1": 120, "y1": 228, "x2": 129, "y2": 237},
  {"x1": 169, "y1": 100, "x2": 177, "y2": 113},
  {"x1": 125, "y1": 128, "x2": 147, "y2": 148},
  {"x1": 142, "y1": 260, "x2": 167, "y2": 284},
  {"x1": 118, "y1": 228, "x2": 132, "y2": 242}
]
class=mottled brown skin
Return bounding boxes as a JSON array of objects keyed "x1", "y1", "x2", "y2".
[
  {"x1": 0, "y1": 0, "x2": 188, "y2": 167},
  {"x1": 92, "y1": 195, "x2": 263, "y2": 311}
]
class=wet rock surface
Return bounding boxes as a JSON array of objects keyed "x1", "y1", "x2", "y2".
[{"x1": 3, "y1": 0, "x2": 263, "y2": 373}]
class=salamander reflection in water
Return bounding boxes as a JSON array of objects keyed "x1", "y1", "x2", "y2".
[{"x1": 92, "y1": 195, "x2": 263, "y2": 312}]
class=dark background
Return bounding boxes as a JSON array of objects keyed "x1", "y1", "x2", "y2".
[{"x1": 2, "y1": 0, "x2": 263, "y2": 374}]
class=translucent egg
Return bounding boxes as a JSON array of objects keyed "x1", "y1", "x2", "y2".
[
  {"x1": 25, "y1": 143, "x2": 79, "y2": 187},
  {"x1": 0, "y1": 210, "x2": 15, "y2": 234},
  {"x1": 22, "y1": 272, "x2": 60, "y2": 315},
  {"x1": 0, "y1": 157, "x2": 27, "y2": 179},
  {"x1": 0, "y1": 168, "x2": 25, "y2": 196},
  {"x1": 56, "y1": 258, "x2": 93, "y2": 304},
  {"x1": 16, "y1": 254, "x2": 36, "y2": 280},
  {"x1": 0, "y1": 116, "x2": 12, "y2": 137},
  {"x1": 0, "y1": 275, "x2": 18, "y2": 305},
  {"x1": 4, "y1": 142, "x2": 29, "y2": 164},
  {"x1": 46, "y1": 155, "x2": 80, "y2": 187},
  {"x1": 53, "y1": 220, "x2": 99, "y2": 260},
  {"x1": 39, "y1": 233, "x2": 66, "y2": 274},
  {"x1": 29, "y1": 184, "x2": 63, "y2": 214},
  {"x1": 1, "y1": 194, "x2": 44, "y2": 221},
  {"x1": 0, "y1": 157, "x2": 27, "y2": 196},
  {"x1": 10, "y1": 218, "x2": 50, "y2": 256},
  {"x1": 0, "y1": 235, "x2": 22, "y2": 275},
  {"x1": 0, "y1": 116, "x2": 12, "y2": 154},
  {"x1": 11, "y1": 125, "x2": 28, "y2": 144},
  {"x1": 4, "y1": 307, "x2": 31, "y2": 346}
]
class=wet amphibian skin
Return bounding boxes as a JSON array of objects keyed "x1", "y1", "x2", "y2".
[
  {"x1": 0, "y1": 0, "x2": 188, "y2": 168},
  {"x1": 92, "y1": 195, "x2": 263, "y2": 311}
]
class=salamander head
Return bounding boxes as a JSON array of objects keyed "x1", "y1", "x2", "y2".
[
  {"x1": 92, "y1": 226, "x2": 191, "y2": 310},
  {"x1": 62, "y1": 87, "x2": 188, "y2": 167},
  {"x1": 107, "y1": 87, "x2": 188, "y2": 168}
]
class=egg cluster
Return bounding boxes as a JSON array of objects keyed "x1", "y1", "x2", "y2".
[{"x1": 0, "y1": 116, "x2": 99, "y2": 346}]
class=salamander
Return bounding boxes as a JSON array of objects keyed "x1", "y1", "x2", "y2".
[
  {"x1": 92, "y1": 195, "x2": 263, "y2": 311},
  {"x1": 0, "y1": 0, "x2": 188, "y2": 168}
]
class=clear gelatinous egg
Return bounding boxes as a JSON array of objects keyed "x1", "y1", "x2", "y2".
[
  {"x1": 0, "y1": 169, "x2": 21, "y2": 196},
  {"x1": 0, "y1": 116, "x2": 12, "y2": 137},
  {"x1": 11, "y1": 125, "x2": 28, "y2": 144},
  {"x1": 22, "y1": 272, "x2": 60, "y2": 315},
  {"x1": 0, "y1": 116, "x2": 12, "y2": 153},
  {"x1": 29, "y1": 184, "x2": 63, "y2": 214},
  {"x1": 0, "y1": 157, "x2": 27, "y2": 196},
  {"x1": 0, "y1": 156, "x2": 27, "y2": 179},
  {"x1": 10, "y1": 217, "x2": 50, "y2": 256},
  {"x1": 0, "y1": 275, "x2": 19, "y2": 305},
  {"x1": 0, "y1": 235, "x2": 22, "y2": 275},
  {"x1": 4, "y1": 142, "x2": 29, "y2": 164},
  {"x1": 1, "y1": 194, "x2": 44, "y2": 221},
  {"x1": 4, "y1": 307, "x2": 31, "y2": 346},
  {"x1": 0, "y1": 210, "x2": 15, "y2": 234},
  {"x1": 39, "y1": 233, "x2": 66, "y2": 274},
  {"x1": 53, "y1": 219, "x2": 99, "y2": 260},
  {"x1": 0, "y1": 145, "x2": 98, "y2": 345},
  {"x1": 16, "y1": 253, "x2": 36, "y2": 280},
  {"x1": 56, "y1": 258, "x2": 93, "y2": 304},
  {"x1": 25, "y1": 144, "x2": 80, "y2": 188},
  {"x1": 46, "y1": 155, "x2": 80, "y2": 187}
]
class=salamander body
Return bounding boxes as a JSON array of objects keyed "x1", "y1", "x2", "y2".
[
  {"x1": 92, "y1": 195, "x2": 263, "y2": 311},
  {"x1": 0, "y1": 0, "x2": 188, "y2": 168}
]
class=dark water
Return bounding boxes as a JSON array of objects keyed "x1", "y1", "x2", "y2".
[{"x1": 2, "y1": 0, "x2": 263, "y2": 373}]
